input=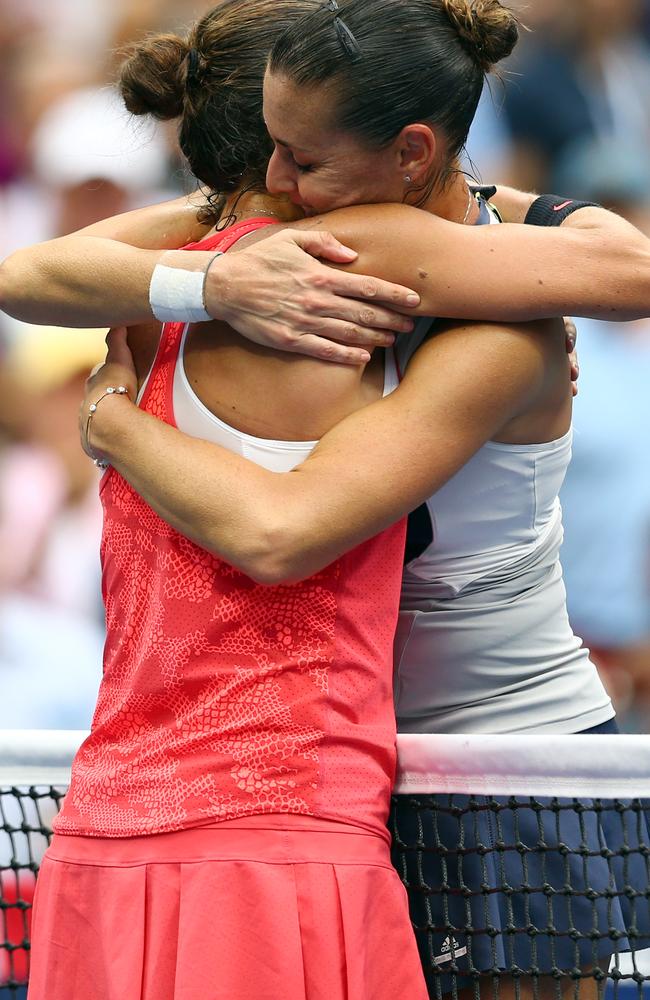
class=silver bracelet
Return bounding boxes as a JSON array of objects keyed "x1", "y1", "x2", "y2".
[
  {"x1": 149, "y1": 251, "x2": 224, "y2": 323},
  {"x1": 83, "y1": 385, "x2": 130, "y2": 469}
]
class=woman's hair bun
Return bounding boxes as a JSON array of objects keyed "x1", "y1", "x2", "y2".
[
  {"x1": 119, "y1": 33, "x2": 191, "y2": 121},
  {"x1": 440, "y1": 0, "x2": 519, "y2": 71}
]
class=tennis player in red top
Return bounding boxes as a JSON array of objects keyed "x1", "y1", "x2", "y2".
[
  {"x1": 25, "y1": 4, "x2": 428, "y2": 999},
  {"x1": 29, "y1": 227, "x2": 417, "y2": 1000}
]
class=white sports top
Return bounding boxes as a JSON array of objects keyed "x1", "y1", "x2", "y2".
[
  {"x1": 393, "y1": 198, "x2": 613, "y2": 735},
  {"x1": 140, "y1": 326, "x2": 400, "y2": 471}
]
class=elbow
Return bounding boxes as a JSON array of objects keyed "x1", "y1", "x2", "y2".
[
  {"x1": 630, "y1": 233, "x2": 650, "y2": 273},
  {"x1": 613, "y1": 235, "x2": 650, "y2": 317},
  {"x1": 246, "y1": 562, "x2": 305, "y2": 587},
  {"x1": 242, "y1": 547, "x2": 315, "y2": 588},
  {"x1": 0, "y1": 250, "x2": 33, "y2": 319},
  {"x1": 0, "y1": 256, "x2": 13, "y2": 315},
  {"x1": 230, "y1": 521, "x2": 320, "y2": 587}
]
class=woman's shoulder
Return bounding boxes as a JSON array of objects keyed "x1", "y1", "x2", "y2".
[{"x1": 403, "y1": 316, "x2": 573, "y2": 446}]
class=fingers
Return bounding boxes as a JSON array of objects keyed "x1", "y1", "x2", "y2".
[
  {"x1": 269, "y1": 319, "x2": 393, "y2": 355},
  {"x1": 325, "y1": 270, "x2": 420, "y2": 309},
  {"x1": 284, "y1": 333, "x2": 371, "y2": 365},
  {"x1": 291, "y1": 229, "x2": 358, "y2": 263},
  {"x1": 301, "y1": 318, "x2": 396, "y2": 348},
  {"x1": 299, "y1": 299, "x2": 413, "y2": 335},
  {"x1": 563, "y1": 317, "x2": 577, "y2": 354}
]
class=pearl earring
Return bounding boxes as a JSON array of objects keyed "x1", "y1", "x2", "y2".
[{"x1": 404, "y1": 175, "x2": 412, "y2": 183}]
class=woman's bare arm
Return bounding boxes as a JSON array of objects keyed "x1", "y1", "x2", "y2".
[
  {"x1": 282, "y1": 202, "x2": 649, "y2": 323},
  {"x1": 488, "y1": 185, "x2": 538, "y2": 223},
  {"x1": 85, "y1": 318, "x2": 561, "y2": 584},
  {"x1": 0, "y1": 199, "x2": 419, "y2": 365},
  {"x1": 2, "y1": 193, "x2": 648, "y2": 345}
]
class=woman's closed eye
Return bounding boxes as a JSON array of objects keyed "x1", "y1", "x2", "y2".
[{"x1": 272, "y1": 141, "x2": 314, "y2": 174}]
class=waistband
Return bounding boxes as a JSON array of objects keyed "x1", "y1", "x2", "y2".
[{"x1": 47, "y1": 814, "x2": 393, "y2": 869}]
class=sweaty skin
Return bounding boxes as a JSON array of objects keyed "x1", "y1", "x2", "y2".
[{"x1": 1, "y1": 191, "x2": 649, "y2": 368}]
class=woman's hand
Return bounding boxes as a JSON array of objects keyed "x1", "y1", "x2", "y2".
[
  {"x1": 79, "y1": 327, "x2": 137, "y2": 465},
  {"x1": 204, "y1": 228, "x2": 421, "y2": 365},
  {"x1": 564, "y1": 318, "x2": 579, "y2": 397}
]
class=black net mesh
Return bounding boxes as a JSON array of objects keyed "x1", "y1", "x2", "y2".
[
  {"x1": 0, "y1": 786, "x2": 64, "y2": 996},
  {"x1": 390, "y1": 793, "x2": 650, "y2": 1000},
  {"x1": 1, "y1": 783, "x2": 649, "y2": 998}
]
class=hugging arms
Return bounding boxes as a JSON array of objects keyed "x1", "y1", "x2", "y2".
[
  {"x1": 2, "y1": 188, "x2": 649, "y2": 584},
  {"x1": 2, "y1": 187, "x2": 649, "y2": 353},
  {"x1": 34, "y1": 192, "x2": 635, "y2": 582}
]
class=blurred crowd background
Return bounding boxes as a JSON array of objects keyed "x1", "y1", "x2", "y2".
[{"x1": 0, "y1": 0, "x2": 649, "y2": 732}]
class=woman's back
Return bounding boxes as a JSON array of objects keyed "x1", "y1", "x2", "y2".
[
  {"x1": 393, "y1": 319, "x2": 612, "y2": 735},
  {"x1": 133, "y1": 215, "x2": 388, "y2": 444},
  {"x1": 56, "y1": 219, "x2": 408, "y2": 841}
]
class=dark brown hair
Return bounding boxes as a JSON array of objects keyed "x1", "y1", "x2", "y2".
[
  {"x1": 118, "y1": 0, "x2": 319, "y2": 216},
  {"x1": 270, "y1": 0, "x2": 518, "y2": 172}
]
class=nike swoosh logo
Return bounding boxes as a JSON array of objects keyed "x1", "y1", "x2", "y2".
[{"x1": 553, "y1": 200, "x2": 573, "y2": 212}]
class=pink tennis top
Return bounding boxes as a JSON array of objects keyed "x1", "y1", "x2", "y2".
[{"x1": 54, "y1": 220, "x2": 407, "y2": 841}]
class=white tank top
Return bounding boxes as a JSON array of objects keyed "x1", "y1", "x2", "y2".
[
  {"x1": 393, "y1": 198, "x2": 613, "y2": 735},
  {"x1": 138, "y1": 326, "x2": 400, "y2": 472}
]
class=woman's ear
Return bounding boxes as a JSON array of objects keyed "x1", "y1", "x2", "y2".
[{"x1": 397, "y1": 124, "x2": 437, "y2": 183}]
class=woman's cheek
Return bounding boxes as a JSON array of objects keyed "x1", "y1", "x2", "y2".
[
  {"x1": 307, "y1": 180, "x2": 357, "y2": 214},
  {"x1": 301, "y1": 184, "x2": 336, "y2": 214}
]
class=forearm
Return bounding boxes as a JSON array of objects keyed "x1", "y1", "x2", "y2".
[
  {"x1": 91, "y1": 390, "x2": 412, "y2": 584},
  {"x1": 88, "y1": 318, "x2": 547, "y2": 586},
  {"x1": 472, "y1": 193, "x2": 650, "y2": 320},
  {"x1": 91, "y1": 397, "x2": 305, "y2": 583},
  {"x1": 0, "y1": 194, "x2": 211, "y2": 327},
  {"x1": 1, "y1": 238, "x2": 157, "y2": 326},
  {"x1": 0, "y1": 238, "x2": 227, "y2": 327},
  {"x1": 447, "y1": 219, "x2": 650, "y2": 322},
  {"x1": 497, "y1": 207, "x2": 650, "y2": 321}
]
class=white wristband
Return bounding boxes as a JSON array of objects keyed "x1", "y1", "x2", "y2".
[{"x1": 149, "y1": 253, "x2": 223, "y2": 323}]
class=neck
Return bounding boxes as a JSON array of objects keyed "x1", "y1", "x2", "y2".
[
  {"x1": 220, "y1": 189, "x2": 303, "y2": 225},
  {"x1": 418, "y1": 166, "x2": 477, "y2": 226}
]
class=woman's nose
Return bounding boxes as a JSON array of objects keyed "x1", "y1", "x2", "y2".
[{"x1": 266, "y1": 148, "x2": 296, "y2": 195}]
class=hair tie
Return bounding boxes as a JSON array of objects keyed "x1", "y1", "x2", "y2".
[{"x1": 187, "y1": 47, "x2": 201, "y2": 85}]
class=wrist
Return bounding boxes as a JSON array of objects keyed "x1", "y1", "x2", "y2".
[
  {"x1": 82, "y1": 386, "x2": 131, "y2": 467},
  {"x1": 524, "y1": 195, "x2": 601, "y2": 228},
  {"x1": 201, "y1": 252, "x2": 232, "y2": 322},
  {"x1": 149, "y1": 250, "x2": 225, "y2": 323}
]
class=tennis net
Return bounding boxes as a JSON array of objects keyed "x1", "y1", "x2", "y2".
[{"x1": 1, "y1": 730, "x2": 650, "y2": 999}]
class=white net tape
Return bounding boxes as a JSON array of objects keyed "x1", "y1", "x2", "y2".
[{"x1": 2, "y1": 730, "x2": 650, "y2": 797}]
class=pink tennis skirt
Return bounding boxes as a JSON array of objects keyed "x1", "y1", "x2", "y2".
[{"x1": 27, "y1": 814, "x2": 428, "y2": 1000}]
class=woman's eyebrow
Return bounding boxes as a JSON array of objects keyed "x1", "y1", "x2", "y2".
[
  {"x1": 266, "y1": 127, "x2": 311, "y2": 153},
  {"x1": 280, "y1": 138, "x2": 311, "y2": 151}
]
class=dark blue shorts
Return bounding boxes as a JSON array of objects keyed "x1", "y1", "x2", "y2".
[{"x1": 389, "y1": 720, "x2": 650, "y2": 995}]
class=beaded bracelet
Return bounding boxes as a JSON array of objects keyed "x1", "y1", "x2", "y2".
[{"x1": 83, "y1": 385, "x2": 130, "y2": 469}]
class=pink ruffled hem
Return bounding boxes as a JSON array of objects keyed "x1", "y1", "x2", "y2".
[{"x1": 28, "y1": 816, "x2": 428, "y2": 1000}]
